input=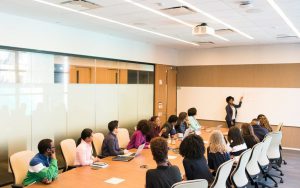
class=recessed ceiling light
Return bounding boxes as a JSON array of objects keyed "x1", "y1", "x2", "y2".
[
  {"x1": 175, "y1": 0, "x2": 254, "y2": 40},
  {"x1": 267, "y1": 0, "x2": 300, "y2": 38},
  {"x1": 124, "y1": 0, "x2": 229, "y2": 41},
  {"x1": 32, "y1": 0, "x2": 199, "y2": 46}
]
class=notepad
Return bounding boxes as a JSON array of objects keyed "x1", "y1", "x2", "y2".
[
  {"x1": 168, "y1": 155, "x2": 177, "y2": 160},
  {"x1": 105, "y1": 177, "x2": 125, "y2": 185}
]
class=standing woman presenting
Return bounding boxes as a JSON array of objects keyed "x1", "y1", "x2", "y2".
[{"x1": 225, "y1": 96, "x2": 243, "y2": 128}]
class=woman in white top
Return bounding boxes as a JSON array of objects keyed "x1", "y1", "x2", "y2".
[
  {"x1": 187, "y1": 107, "x2": 201, "y2": 134},
  {"x1": 75, "y1": 128, "x2": 100, "y2": 166},
  {"x1": 227, "y1": 126, "x2": 247, "y2": 157}
]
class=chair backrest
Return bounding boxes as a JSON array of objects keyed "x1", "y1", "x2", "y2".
[
  {"x1": 231, "y1": 149, "x2": 252, "y2": 187},
  {"x1": 246, "y1": 142, "x2": 263, "y2": 176},
  {"x1": 93, "y1": 132, "x2": 104, "y2": 156},
  {"x1": 267, "y1": 131, "x2": 282, "y2": 160},
  {"x1": 210, "y1": 159, "x2": 234, "y2": 188},
  {"x1": 60, "y1": 139, "x2": 76, "y2": 169},
  {"x1": 172, "y1": 179, "x2": 208, "y2": 188},
  {"x1": 258, "y1": 135, "x2": 272, "y2": 166},
  {"x1": 117, "y1": 128, "x2": 130, "y2": 148},
  {"x1": 9, "y1": 150, "x2": 36, "y2": 185},
  {"x1": 274, "y1": 123, "x2": 283, "y2": 132}
]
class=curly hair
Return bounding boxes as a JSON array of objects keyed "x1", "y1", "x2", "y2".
[
  {"x1": 136, "y1": 119, "x2": 151, "y2": 135},
  {"x1": 209, "y1": 130, "x2": 227, "y2": 153},
  {"x1": 150, "y1": 137, "x2": 168, "y2": 163},
  {"x1": 187, "y1": 107, "x2": 197, "y2": 116},
  {"x1": 226, "y1": 96, "x2": 234, "y2": 103},
  {"x1": 179, "y1": 134, "x2": 205, "y2": 159}
]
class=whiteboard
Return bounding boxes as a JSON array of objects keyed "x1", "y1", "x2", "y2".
[{"x1": 177, "y1": 87, "x2": 300, "y2": 127}]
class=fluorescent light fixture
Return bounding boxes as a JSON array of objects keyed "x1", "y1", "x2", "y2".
[
  {"x1": 124, "y1": 0, "x2": 229, "y2": 41},
  {"x1": 175, "y1": 0, "x2": 254, "y2": 40},
  {"x1": 32, "y1": 0, "x2": 199, "y2": 46},
  {"x1": 267, "y1": 0, "x2": 300, "y2": 38}
]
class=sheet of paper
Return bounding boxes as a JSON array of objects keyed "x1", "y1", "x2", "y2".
[
  {"x1": 105, "y1": 177, "x2": 125, "y2": 185},
  {"x1": 168, "y1": 155, "x2": 177, "y2": 160},
  {"x1": 204, "y1": 140, "x2": 208, "y2": 144}
]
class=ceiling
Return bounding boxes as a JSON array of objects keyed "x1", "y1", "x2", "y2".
[{"x1": 0, "y1": 0, "x2": 300, "y2": 49}]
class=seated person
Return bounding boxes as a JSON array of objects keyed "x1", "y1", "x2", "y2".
[
  {"x1": 207, "y1": 130, "x2": 230, "y2": 174},
  {"x1": 241, "y1": 123, "x2": 259, "y2": 148},
  {"x1": 127, "y1": 120, "x2": 150, "y2": 149},
  {"x1": 146, "y1": 137, "x2": 182, "y2": 188},
  {"x1": 101, "y1": 120, "x2": 128, "y2": 157},
  {"x1": 23, "y1": 139, "x2": 58, "y2": 186},
  {"x1": 187, "y1": 107, "x2": 201, "y2": 133},
  {"x1": 179, "y1": 134, "x2": 214, "y2": 184},
  {"x1": 227, "y1": 126, "x2": 247, "y2": 156},
  {"x1": 161, "y1": 115, "x2": 178, "y2": 138},
  {"x1": 146, "y1": 116, "x2": 162, "y2": 142},
  {"x1": 251, "y1": 118, "x2": 268, "y2": 141},
  {"x1": 257, "y1": 114, "x2": 273, "y2": 132},
  {"x1": 175, "y1": 112, "x2": 188, "y2": 134},
  {"x1": 75, "y1": 128, "x2": 101, "y2": 166}
]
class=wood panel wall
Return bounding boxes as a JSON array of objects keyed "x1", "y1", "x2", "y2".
[{"x1": 178, "y1": 64, "x2": 300, "y2": 88}]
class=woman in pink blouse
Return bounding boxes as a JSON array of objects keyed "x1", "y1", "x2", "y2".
[
  {"x1": 75, "y1": 128, "x2": 101, "y2": 166},
  {"x1": 127, "y1": 120, "x2": 151, "y2": 149}
]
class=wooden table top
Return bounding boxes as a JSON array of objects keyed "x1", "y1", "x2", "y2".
[{"x1": 29, "y1": 128, "x2": 228, "y2": 188}]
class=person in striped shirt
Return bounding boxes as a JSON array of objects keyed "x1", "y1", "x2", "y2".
[{"x1": 23, "y1": 139, "x2": 58, "y2": 186}]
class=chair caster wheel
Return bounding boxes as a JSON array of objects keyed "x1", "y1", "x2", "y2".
[
  {"x1": 275, "y1": 184, "x2": 278, "y2": 187},
  {"x1": 280, "y1": 179, "x2": 284, "y2": 183},
  {"x1": 280, "y1": 173, "x2": 284, "y2": 176}
]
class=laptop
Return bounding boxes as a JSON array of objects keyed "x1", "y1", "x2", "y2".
[{"x1": 112, "y1": 143, "x2": 145, "y2": 162}]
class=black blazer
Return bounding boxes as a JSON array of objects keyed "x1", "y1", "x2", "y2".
[{"x1": 225, "y1": 102, "x2": 242, "y2": 121}]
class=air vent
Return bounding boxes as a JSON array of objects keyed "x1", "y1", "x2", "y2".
[
  {"x1": 161, "y1": 6, "x2": 195, "y2": 16},
  {"x1": 276, "y1": 34, "x2": 297, "y2": 39},
  {"x1": 194, "y1": 41, "x2": 215, "y2": 45},
  {"x1": 215, "y1": 29, "x2": 234, "y2": 35},
  {"x1": 61, "y1": 0, "x2": 101, "y2": 11}
]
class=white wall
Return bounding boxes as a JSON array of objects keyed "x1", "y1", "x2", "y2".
[
  {"x1": 0, "y1": 12, "x2": 178, "y2": 65},
  {"x1": 178, "y1": 43, "x2": 300, "y2": 66}
]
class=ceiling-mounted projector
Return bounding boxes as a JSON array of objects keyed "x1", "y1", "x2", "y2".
[{"x1": 192, "y1": 23, "x2": 215, "y2": 36}]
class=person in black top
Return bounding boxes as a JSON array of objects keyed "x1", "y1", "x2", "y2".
[
  {"x1": 146, "y1": 137, "x2": 181, "y2": 188},
  {"x1": 227, "y1": 126, "x2": 247, "y2": 156},
  {"x1": 251, "y1": 119, "x2": 268, "y2": 141},
  {"x1": 179, "y1": 134, "x2": 214, "y2": 184},
  {"x1": 101, "y1": 120, "x2": 128, "y2": 157},
  {"x1": 161, "y1": 115, "x2": 178, "y2": 138},
  {"x1": 207, "y1": 130, "x2": 230, "y2": 174},
  {"x1": 225, "y1": 96, "x2": 243, "y2": 128},
  {"x1": 241, "y1": 123, "x2": 259, "y2": 148},
  {"x1": 175, "y1": 112, "x2": 188, "y2": 134}
]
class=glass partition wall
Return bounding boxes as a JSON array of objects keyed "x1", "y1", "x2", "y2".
[{"x1": 0, "y1": 49, "x2": 154, "y2": 185}]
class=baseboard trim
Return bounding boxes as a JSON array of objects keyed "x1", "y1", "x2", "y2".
[{"x1": 282, "y1": 147, "x2": 300, "y2": 151}]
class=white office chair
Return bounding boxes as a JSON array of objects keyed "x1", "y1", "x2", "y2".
[
  {"x1": 230, "y1": 149, "x2": 251, "y2": 188},
  {"x1": 93, "y1": 132, "x2": 104, "y2": 156},
  {"x1": 267, "y1": 131, "x2": 285, "y2": 176},
  {"x1": 258, "y1": 135, "x2": 282, "y2": 187},
  {"x1": 117, "y1": 128, "x2": 130, "y2": 148},
  {"x1": 172, "y1": 179, "x2": 208, "y2": 188},
  {"x1": 210, "y1": 159, "x2": 235, "y2": 188},
  {"x1": 246, "y1": 142, "x2": 272, "y2": 188}
]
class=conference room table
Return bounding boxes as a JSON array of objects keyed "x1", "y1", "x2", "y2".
[{"x1": 29, "y1": 127, "x2": 228, "y2": 188}]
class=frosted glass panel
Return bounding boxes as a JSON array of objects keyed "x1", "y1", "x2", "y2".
[
  {"x1": 31, "y1": 53, "x2": 54, "y2": 84},
  {"x1": 67, "y1": 85, "x2": 96, "y2": 138},
  {"x1": 95, "y1": 85, "x2": 118, "y2": 132},
  {"x1": 31, "y1": 84, "x2": 67, "y2": 153},
  {"x1": 118, "y1": 85, "x2": 138, "y2": 129},
  {"x1": 138, "y1": 85, "x2": 154, "y2": 120}
]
